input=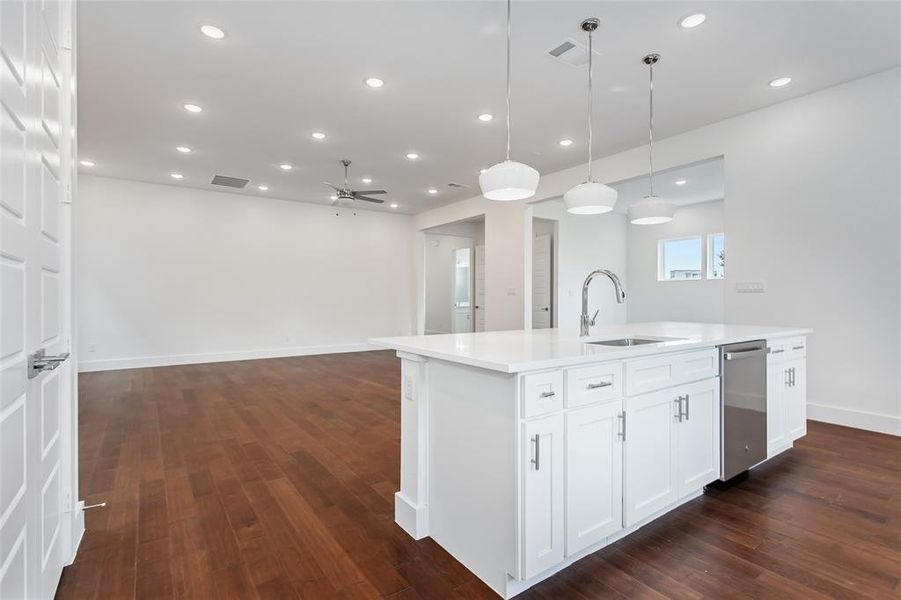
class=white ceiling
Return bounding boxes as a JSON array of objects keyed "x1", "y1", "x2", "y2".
[
  {"x1": 77, "y1": 1, "x2": 900, "y2": 214},
  {"x1": 609, "y1": 157, "x2": 724, "y2": 212}
]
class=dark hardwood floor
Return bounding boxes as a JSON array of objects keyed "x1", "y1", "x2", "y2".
[{"x1": 58, "y1": 350, "x2": 900, "y2": 599}]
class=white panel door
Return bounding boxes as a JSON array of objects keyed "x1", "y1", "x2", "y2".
[
  {"x1": 474, "y1": 244, "x2": 485, "y2": 332},
  {"x1": 785, "y1": 358, "x2": 806, "y2": 441},
  {"x1": 531, "y1": 234, "x2": 552, "y2": 329},
  {"x1": 624, "y1": 389, "x2": 678, "y2": 526},
  {"x1": 675, "y1": 379, "x2": 720, "y2": 497},
  {"x1": 565, "y1": 401, "x2": 623, "y2": 556},
  {"x1": 522, "y1": 414, "x2": 564, "y2": 579},
  {"x1": 0, "y1": 0, "x2": 73, "y2": 598}
]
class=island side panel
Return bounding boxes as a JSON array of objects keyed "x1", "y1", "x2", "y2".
[
  {"x1": 395, "y1": 352, "x2": 430, "y2": 539},
  {"x1": 428, "y1": 360, "x2": 518, "y2": 597}
]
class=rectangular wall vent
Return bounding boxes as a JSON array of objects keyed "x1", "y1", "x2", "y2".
[
  {"x1": 547, "y1": 38, "x2": 598, "y2": 67},
  {"x1": 210, "y1": 175, "x2": 249, "y2": 189}
]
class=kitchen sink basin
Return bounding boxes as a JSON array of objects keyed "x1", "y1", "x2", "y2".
[{"x1": 586, "y1": 337, "x2": 662, "y2": 347}]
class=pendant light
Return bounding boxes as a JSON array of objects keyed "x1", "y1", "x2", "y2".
[
  {"x1": 564, "y1": 18, "x2": 618, "y2": 215},
  {"x1": 629, "y1": 53, "x2": 676, "y2": 225},
  {"x1": 478, "y1": 0, "x2": 539, "y2": 201}
]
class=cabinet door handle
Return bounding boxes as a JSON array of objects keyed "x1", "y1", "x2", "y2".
[
  {"x1": 540, "y1": 391, "x2": 556, "y2": 398},
  {"x1": 587, "y1": 381, "x2": 613, "y2": 390},
  {"x1": 791, "y1": 367, "x2": 797, "y2": 387},
  {"x1": 785, "y1": 368, "x2": 791, "y2": 387},
  {"x1": 674, "y1": 397, "x2": 683, "y2": 422},
  {"x1": 684, "y1": 393, "x2": 690, "y2": 421},
  {"x1": 618, "y1": 412, "x2": 626, "y2": 442},
  {"x1": 531, "y1": 434, "x2": 540, "y2": 470}
]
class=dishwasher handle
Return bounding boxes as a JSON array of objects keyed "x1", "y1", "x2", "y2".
[{"x1": 723, "y1": 347, "x2": 767, "y2": 361}]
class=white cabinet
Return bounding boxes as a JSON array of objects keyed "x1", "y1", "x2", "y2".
[
  {"x1": 565, "y1": 402, "x2": 623, "y2": 556},
  {"x1": 521, "y1": 414, "x2": 564, "y2": 579},
  {"x1": 624, "y1": 378, "x2": 720, "y2": 526},
  {"x1": 623, "y1": 389, "x2": 679, "y2": 526},
  {"x1": 766, "y1": 338, "x2": 807, "y2": 457},
  {"x1": 675, "y1": 378, "x2": 721, "y2": 496}
]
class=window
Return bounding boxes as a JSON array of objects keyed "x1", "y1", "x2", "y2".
[
  {"x1": 658, "y1": 236, "x2": 703, "y2": 281},
  {"x1": 707, "y1": 233, "x2": 725, "y2": 279}
]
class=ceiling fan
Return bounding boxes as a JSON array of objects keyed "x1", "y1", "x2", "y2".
[{"x1": 325, "y1": 159, "x2": 387, "y2": 206}]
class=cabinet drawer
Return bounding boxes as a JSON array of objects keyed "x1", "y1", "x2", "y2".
[
  {"x1": 625, "y1": 348, "x2": 719, "y2": 396},
  {"x1": 521, "y1": 370, "x2": 564, "y2": 418},
  {"x1": 565, "y1": 362, "x2": 623, "y2": 408},
  {"x1": 767, "y1": 336, "x2": 806, "y2": 362}
]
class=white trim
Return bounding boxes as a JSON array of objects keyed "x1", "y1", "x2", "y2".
[
  {"x1": 394, "y1": 491, "x2": 429, "y2": 540},
  {"x1": 78, "y1": 343, "x2": 379, "y2": 372},
  {"x1": 807, "y1": 403, "x2": 901, "y2": 436}
]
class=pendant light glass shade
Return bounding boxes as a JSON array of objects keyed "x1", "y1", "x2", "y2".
[
  {"x1": 629, "y1": 195, "x2": 676, "y2": 224},
  {"x1": 479, "y1": 160, "x2": 540, "y2": 201},
  {"x1": 564, "y1": 18, "x2": 617, "y2": 215},
  {"x1": 630, "y1": 53, "x2": 675, "y2": 225},
  {"x1": 480, "y1": 0, "x2": 539, "y2": 201}
]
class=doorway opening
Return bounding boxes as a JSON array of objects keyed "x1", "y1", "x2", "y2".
[
  {"x1": 423, "y1": 217, "x2": 485, "y2": 334},
  {"x1": 532, "y1": 217, "x2": 556, "y2": 329}
]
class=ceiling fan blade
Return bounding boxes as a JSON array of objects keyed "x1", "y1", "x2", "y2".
[
  {"x1": 323, "y1": 181, "x2": 342, "y2": 191},
  {"x1": 351, "y1": 189, "x2": 387, "y2": 195},
  {"x1": 354, "y1": 195, "x2": 385, "y2": 203}
]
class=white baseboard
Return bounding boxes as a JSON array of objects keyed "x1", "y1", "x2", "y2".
[
  {"x1": 807, "y1": 402, "x2": 900, "y2": 436},
  {"x1": 78, "y1": 342, "x2": 379, "y2": 372}
]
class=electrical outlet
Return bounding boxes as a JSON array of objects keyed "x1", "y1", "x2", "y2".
[
  {"x1": 87, "y1": 344, "x2": 96, "y2": 353},
  {"x1": 404, "y1": 375, "x2": 414, "y2": 400},
  {"x1": 736, "y1": 281, "x2": 766, "y2": 293}
]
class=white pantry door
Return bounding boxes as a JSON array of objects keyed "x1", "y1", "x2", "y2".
[
  {"x1": 1, "y1": 0, "x2": 76, "y2": 598},
  {"x1": 531, "y1": 234, "x2": 552, "y2": 329},
  {"x1": 474, "y1": 244, "x2": 485, "y2": 332}
]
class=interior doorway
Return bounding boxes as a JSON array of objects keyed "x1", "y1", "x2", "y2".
[
  {"x1": 532, "y1": 218, "x2": 556, "y2": 329},
  {"x1": 423, "y1": 217, "x2": 485, "y2": 335}
]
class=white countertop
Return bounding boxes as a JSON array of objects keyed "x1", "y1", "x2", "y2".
[{"x1": 369, "y1": 322, "x2": 812, "y2": 373}]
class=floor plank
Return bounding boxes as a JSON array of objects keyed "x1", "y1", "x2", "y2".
[{"x1": 57, "y1": 351, "x2": 901, "y2": 599}]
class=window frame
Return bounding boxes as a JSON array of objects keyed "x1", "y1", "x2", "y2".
[
  {"x1": 657, "y1": 235, "x2": 704, "y2": 282},
  {"x1": 706, "y1": 232, "x2": 725, "y2": 280}
]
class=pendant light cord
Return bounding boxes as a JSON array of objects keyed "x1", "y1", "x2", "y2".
[
  {"x1": 505, "y1": 0, "x2": 512, "y2": 162},
  {"x1": 648, "y1": 57, "x2": 655, "y2": 197},
  {"x1": 587, "y1": 28, "x2": 594, "y2": 181}
]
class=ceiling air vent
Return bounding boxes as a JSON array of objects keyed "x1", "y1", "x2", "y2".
[
  {"x1": 210, "y1": 175, "x2": 249, "y2": 189},
  {"x1": 547, "y1": 38, "x2": 598, "y2": 68}
]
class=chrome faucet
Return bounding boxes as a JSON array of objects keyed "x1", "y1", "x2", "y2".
[{"x1": 581, "y1": 269, "x2": 626, "y2": 336}]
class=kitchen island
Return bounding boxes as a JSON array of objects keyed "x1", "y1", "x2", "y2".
[{"x1": 370, "y1": 322, "x2": 811, "y2": 599}]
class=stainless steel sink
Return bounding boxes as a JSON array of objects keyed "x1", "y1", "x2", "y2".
[{"x1": 586, "y1": 338, "x2": 661, "y2": 347}]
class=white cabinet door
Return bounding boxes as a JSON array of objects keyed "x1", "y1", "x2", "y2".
[
  {"x1": 624, "y1": 389, "x2": 678, "y2": 526},
  {"x1": 766, "y1": 359, "x2": 787, "y2": 456},
  {"x1": 676, "y1": 378, "x2": 720, "y2": 497},
  {"x1": 522, "y1": 414, "x2": 564, "y2": 579},
  {"x1": 565, "y1": 402, "x2": 623, "y2": 556},
  {"x1": 785, "y1": 358, "x2": 806, "y2": 441}
]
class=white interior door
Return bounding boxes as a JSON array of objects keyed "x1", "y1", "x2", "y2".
[
  {"x1": 1, "y1": 0, "x2": 75, "y2": 598},
  {"x1": 474, "y1": 244, "x2": 485, "y2": 332},
  {"x1": 451, "y1": 247, "x2": 473, "y2": 333},
  {"x1": 532, "y1": 233, "x2": 552, "y2": 329}
]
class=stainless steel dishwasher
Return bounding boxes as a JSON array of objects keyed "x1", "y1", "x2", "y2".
[{"x1": 719, "y1": 340, "x2": 768, "y2": 480}]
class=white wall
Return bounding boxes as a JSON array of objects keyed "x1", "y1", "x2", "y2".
[
  {"x1": 416, "y1": 69, "x2": 900, "y2": 435},
  {"x1": 76, "y1": 176, "x2": 415, "y2": 370},
  {"x1": 532, "y1": 201, "x2": 629, "y2": 335},
  {"x1": 424, "y1": 233, "x2": 473, "y2": 334},
  {"x1": 627, "y1": 200, "x2": 725, "y2": 323}
]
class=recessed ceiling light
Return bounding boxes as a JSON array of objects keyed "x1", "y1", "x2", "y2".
[
  {"x1": 183, "y1": 103, "x2": 203, "y2": 113},
  {"x1": 79, "y1": 159, "x2": 95, "y2": 167},
  {"x1": 200, "y1": 25, "x2": 225, "y2": 39},
  {"x1": 176, "y1": 146, "x2": 192, "y2": 153},
  {"x1": 365, "y1": 77, "x2": 384, "y2": 88},
  {"x1": 428, "y1": 188, "x2": 438, "y2": 194},
  {"x1": 675, "y1": 179, "x2": 687, "y2": 185},
  {"x1": 361, "y1": 177, "x2": 372, "y2": 184},
  {"x1": 311, "y1": 131, "x2": 326, "y2": 140},
  {"x1": 257, "y1": 185, "x2": 268, "y2": 191},
  {"x1": 769, "y1": 77, "x2": 792, "y2": 88},
  {"x1": 170, "y1": 173, "x2": 183, "y2": 180},
  {"x1": 558, "y1": 139, "x2": 574, "y2": 147},
  {"x1": 279, "y1": 163, "x2": 293, "y2": 171},
  {"x1": 389, "y1": 203, "x2": 399, "y2": 208},
  {"x1": 406, "y1": 152, "x2": 419, "y2": 160},
  {"x1": 679, "y1": 13, "x2": 706, "y2": 29},
  {"x1": 478, "y1": 113, "x2": 494, "y2": 122},
  {"x1": 329, "y1": 194, "x2": 338, "y2": 200}
]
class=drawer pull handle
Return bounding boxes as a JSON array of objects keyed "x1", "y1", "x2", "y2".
[
  {"x1": 791, "y1": 345, "x2": 804, "y2": 351},
  {"x1": 587, "y1": 381, "x2": 613, "y2": 390},
  {"x1": 769, "y1": 348, "x2": 784, "y2": 354},
  {"x1": 539, "y1": 391, "x2": 556, "y2": 398}
]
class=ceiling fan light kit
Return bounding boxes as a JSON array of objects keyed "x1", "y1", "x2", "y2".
[
  {"x1": 324, "y1": 159, "x2": 388, "y2": 206},
  {"x1": 564, "y1": 18, "x2": 618, "y2": 215},
  {"x1": 628, "y1": 53, "x2": 676, "y2": 225},
  {"x1": 479, "y1": 0, "x2": 540, "y2": 201}
]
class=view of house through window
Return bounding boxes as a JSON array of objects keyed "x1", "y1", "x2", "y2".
[{"x1": 658, "y1": 234, "x2": 725, "y2": 281}]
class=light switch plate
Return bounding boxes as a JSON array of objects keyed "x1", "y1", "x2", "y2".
[{"x1": 736, "y1": 281, "x2": 766, "y2": 293}]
